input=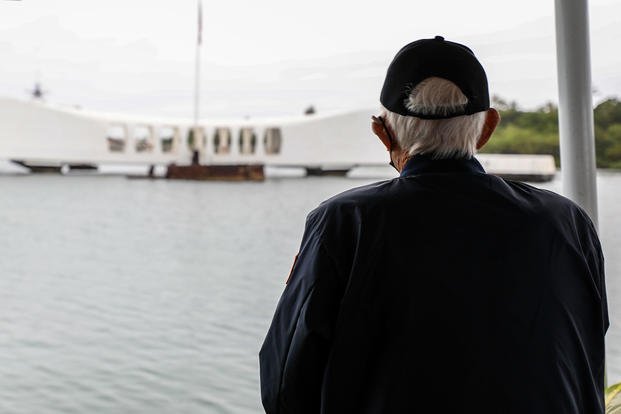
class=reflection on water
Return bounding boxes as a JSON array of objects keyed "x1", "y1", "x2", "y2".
[{"x1": 0, "y1": 170, "x2": 619, "y2": 413}]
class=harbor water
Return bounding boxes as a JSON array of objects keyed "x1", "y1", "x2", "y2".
[{"x1": 0, "y1": 169, "x2": 620, "y2": 413}]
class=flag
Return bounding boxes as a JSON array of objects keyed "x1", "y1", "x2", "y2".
[{"x1": 197, "y1": 0, "x2": 203, "y2": 46}]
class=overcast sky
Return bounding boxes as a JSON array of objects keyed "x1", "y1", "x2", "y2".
[{"x1": 0, "y1": 0, "x2": 619, "y2": 118}]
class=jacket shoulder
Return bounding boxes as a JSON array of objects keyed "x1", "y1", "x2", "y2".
[
  {"x1": 502, "y1": 179, "x2": 587, "y2": 216},
  {"x1": 303, "y1": 179, "x2": 394, "y2": 237},
  {"x1": 500, "y1": 179, "x2": 598, "y2": 239},
  {"x1": 312, "y1": 179, "x2": 394, "y2": 215}
]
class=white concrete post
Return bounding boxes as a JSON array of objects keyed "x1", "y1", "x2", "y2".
[
  {"x1": 554, "y1": 0, "x2": 599, "y2": 227},
  {"x1": 555, "y1": 0, "x2": 607, "y2": 388}
]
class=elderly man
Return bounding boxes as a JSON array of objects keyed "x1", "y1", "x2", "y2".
[{"x1": 259, "y1": 36, "x2": 608, "y2": 413}]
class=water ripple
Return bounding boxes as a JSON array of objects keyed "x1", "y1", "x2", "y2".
[{"x1": 0, "y1": 173, "x2": 620, "y2": 412}]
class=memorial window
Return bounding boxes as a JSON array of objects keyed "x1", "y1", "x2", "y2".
[
  {"x1": 159, "y1": 126, "x2": 177, "y2": 153},
  {"x1": 214, "y1": 128, "x2": 232, "y2": 154},
  {"x1": 135, "y1": 125, "x2": 154, "y2": 153},
  {"x1": 239, "y1": 128, "x2": 257, "y2": 154},
  {"x1": 107, "y1": 125, "x2": 127, "y2": 153},
  {"x1": 264, "y1": 127, "x2": 282, "y2": 155}
]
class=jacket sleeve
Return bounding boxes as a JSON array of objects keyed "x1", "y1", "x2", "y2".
[
  {"x1": 583, "y1": 213, "x2": 609, "y2": 333},
  {"x1": 259, "y1": 212, "x2": 343, "y2": 414},
  {"x1": 570, "y1": 206, "x2": 609, "y2": 333}
]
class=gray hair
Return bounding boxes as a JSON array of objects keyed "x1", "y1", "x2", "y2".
[{"x1": 382, "y1": 77, "x2": 487, "y2": 159}]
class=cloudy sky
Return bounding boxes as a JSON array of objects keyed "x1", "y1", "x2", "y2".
[{"x1": 0, "y1": 0, "x2": 619, "y2": 118}]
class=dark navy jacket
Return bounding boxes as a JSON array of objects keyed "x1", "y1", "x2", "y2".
[{"x1": 259, "y1": 155, "x2": 608, "y2": 413}]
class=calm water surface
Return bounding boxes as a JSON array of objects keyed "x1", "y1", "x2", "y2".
[{"x1": 0, "y1": 170, "x2": 620, "y2": 413}]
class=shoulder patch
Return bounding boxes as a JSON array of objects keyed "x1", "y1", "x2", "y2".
[{"x1": 285, "y1": 253, "x2": 299, "y2": 284}]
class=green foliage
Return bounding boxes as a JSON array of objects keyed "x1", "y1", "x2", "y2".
[
  {"x1": 595, "y1": 98, "x2": 621, "y2": 130},
  {"x1": 481, "y1": 97, "x2": 621, "y2": 169},
  {"x1": 481, "y1": 103, "x2": 560, "y2": 166},
  {"x1": 600, "y1": 124, "x2": 621, "y2": 168}
]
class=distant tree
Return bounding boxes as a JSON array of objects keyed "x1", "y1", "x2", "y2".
[
  {"x1": 482, "y1": 124, "x2": 560, "y2": 166},
  {"x1": 481, "y1": 95, "x2": 621, "y2": 169},
  {"x1": 538, "y1": 101, "x2": 557, "y2": 114},
  {"x1": 492, "y1": 95, "x2": 518, "y2": 111},
  {"x1": 601, "y1": 124, "x2": 621, "y2": 168},
  {"x1": 594, "y1": 98, "x2": 621, "y2": 130},
  {"x1": 592, "y1": 98, "x2": 621, "y2": 168}
]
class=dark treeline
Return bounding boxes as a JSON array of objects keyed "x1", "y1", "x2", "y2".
[{"x1": 480, "y1": 96, "x2": 621, "y2": 169}]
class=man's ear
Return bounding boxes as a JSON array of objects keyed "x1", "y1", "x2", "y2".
[
  {"x1": 372, "y1": 119, "x2": 392, "y2": 151},
  {"x1": 476, "y1": 108, "x2": 500, "y2": 150}
]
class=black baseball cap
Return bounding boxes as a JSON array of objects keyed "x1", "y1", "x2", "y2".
[{"x1": 380, "y1": 36, "x2": 490, "y2": 119}]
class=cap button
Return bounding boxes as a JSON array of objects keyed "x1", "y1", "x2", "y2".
[{"x1": 435, "y1": 35, "x2": 445, "y2": 41}]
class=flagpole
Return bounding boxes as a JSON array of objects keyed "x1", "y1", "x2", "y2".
[{"x1": 192, "y1": 0, "x2": 202, "y2": 161}]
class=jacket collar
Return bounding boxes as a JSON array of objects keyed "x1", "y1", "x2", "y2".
[{"x1": 399, "y1": 153, "x2": 486, "y2": 177}]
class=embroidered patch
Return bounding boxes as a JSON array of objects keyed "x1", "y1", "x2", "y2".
[{"x1": 285, "y1": 253, "x2": 299, "y2": 284}]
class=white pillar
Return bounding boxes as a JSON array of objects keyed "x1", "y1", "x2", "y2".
[{"x1": 554, "y1": 0, "x2": 598, "y2": 227}]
